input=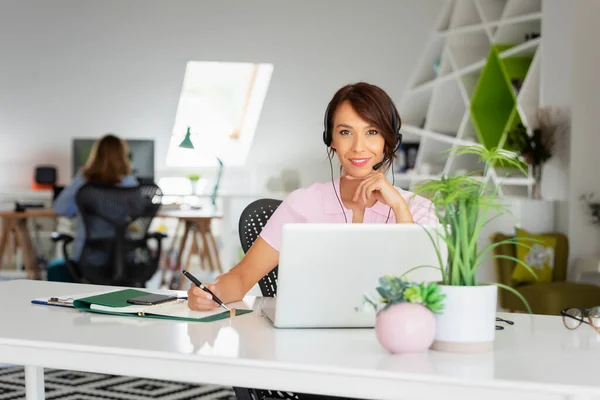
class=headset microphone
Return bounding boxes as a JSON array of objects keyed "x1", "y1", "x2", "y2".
[{"x1": 372, "y1": 160, "x2": 385, "y2": 171}]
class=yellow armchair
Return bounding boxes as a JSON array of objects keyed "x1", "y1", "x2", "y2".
[{"x1": 491, "y1": 232, "x2": 600, "y2": 315}]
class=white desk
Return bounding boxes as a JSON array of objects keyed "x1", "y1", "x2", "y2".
[{"x1": 2, "y1": 280, "x2": 600, "y2": 400}]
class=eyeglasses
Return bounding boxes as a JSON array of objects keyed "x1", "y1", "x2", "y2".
[
  {"x1": 496, "y1": 316, "x2": 514, "y2": 330},
  {"x1": 561, "y1": 307, "x2": 600, "y2": 333}
]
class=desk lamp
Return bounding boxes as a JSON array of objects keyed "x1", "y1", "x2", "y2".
[{"x1": 178, "y1": 126, "x2": 223, "y2": 208}]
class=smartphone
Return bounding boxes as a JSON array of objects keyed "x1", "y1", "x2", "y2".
[{"x1": 127, "y1": 293, "x2": 177, "y2": 306}]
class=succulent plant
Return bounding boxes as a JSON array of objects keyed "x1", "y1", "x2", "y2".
[{"x1": 365, "y1": 276, "x2": 446, "y2": 315}]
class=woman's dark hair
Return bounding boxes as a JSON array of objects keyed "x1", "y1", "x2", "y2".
[
  {"x1": 325, "y1": 82, "x2": 401, "y2": 170},
  {"x1": 82, "y1": 134, "x2": 132, "y2": 184}
]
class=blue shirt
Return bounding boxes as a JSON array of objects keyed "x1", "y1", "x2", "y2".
[{"x1": 53, "y1": 172, "x2": 138, "y2": 261}]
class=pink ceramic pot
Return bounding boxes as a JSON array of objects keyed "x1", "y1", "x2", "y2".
[{"x1": 375, "y1": 303, "x2": 436, "y2": 354}]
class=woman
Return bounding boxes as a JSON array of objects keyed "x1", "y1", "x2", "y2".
[
  {"x1": 54, "y1": 134, "x2": 138, "y2": 261},
  {"x1": 188, "y1": 82, "x2": 438, "y2": 310}
]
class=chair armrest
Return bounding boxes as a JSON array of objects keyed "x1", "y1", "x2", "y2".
[
  {"x1": 145, "y1": 232, "x2": 167, "y2": 264},
  {"x1": 146, "y1": 232, "x2": 167, "y2": 241},
  {"x1": 51, "y1": 232, "x2": 74, "y2": 244},
  {"x1": 51, "y1": 232, "x2": 74, "y2": 266}
]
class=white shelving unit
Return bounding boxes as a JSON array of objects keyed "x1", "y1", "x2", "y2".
[{"x1": 396, "y1": 0, "x2": 542, "y2": 197}]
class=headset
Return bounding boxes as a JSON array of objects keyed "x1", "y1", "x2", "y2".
[{"x1": 323, "y1": 95, "x2": 403, "y2": 223}]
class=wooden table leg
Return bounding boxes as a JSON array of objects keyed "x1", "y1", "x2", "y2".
[
  {"x1": 160, "y1": 219, "x2": 182, "y2": 287},
  {"x1": 206, "y1": 223, "x2": 223, "y2": 273},
  {"x1": 199, "y1": 230, "x2": 208, "y2": 270},
  {"x1": 8, "y1": 225, "x2": 20, "y2": 264},
  {"x1": 0, "y1": 218, "x2": 12, "y2": 271},
  {"x1": 173, "y1": 221, "x2": 191, "y2": 290},
  {"x1": 184, "y1": 228, "x2": 202, "y2": 272},
  {"x1": 199, "y1": 219, "x2": 223, "y2": 273},
  {"x1": 198, "y1": 221, "x2": 217, "y2": 273},
  {"x1": 15, "y1": 219, "x2": 41, "y2": 280}
]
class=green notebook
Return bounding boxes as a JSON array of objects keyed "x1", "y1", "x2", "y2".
[{"x1": 73, "y1": 289, "x2": 252, "y2": 322}]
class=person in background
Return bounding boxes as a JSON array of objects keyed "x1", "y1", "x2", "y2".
[
  {"x1": 188, "y1": 82, "x2": 439, "y2": 311},
  {"x1": 54, "y1": 134, "x2": 138, "y2": 261}
]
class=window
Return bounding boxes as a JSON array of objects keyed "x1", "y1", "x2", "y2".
[{"x1": 166, "y1": 61, "x2": 274, "y2": 167}]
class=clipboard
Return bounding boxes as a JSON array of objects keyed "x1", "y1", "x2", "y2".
[
  {"x1": 32, "y1": 291, "x2": 187, "y2": 309},
  {"x1": 33, "y1": 289, "x2": 251, "y2": 322}
]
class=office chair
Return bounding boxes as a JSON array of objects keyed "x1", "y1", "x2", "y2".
[
  {"x1": 234, "y1": 199, "x2": 355, "y2": 400},
  {"x1": 52, "y1": 183, "x2": 166, "y2": 287},
  {"x1": 238, "y1": 198, "x2": 282, "y2": 297}
]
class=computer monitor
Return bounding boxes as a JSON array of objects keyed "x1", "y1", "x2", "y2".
[{"x1": 72, "y1": 138, "x2": 155, "y2": 184}]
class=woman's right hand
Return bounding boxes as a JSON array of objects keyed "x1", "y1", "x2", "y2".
[
  {"x1": 187, "y1": 284, "x2": 220, "y2": 311},
  {"x1": 185, "y1": 237, "x2": 279, "y2": 311}
]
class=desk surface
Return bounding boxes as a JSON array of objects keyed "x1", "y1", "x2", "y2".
[
  {"x1": 0, "y1": 208, "x2": 57, "y2": 218},
  {"x1": 1, "y1": 280, "x2": 600, "y2": 400},
  {"x1": 157, "y1": 209, "x2": 222, "y2": 219}
]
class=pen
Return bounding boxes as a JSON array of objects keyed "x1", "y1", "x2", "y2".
[{"x1": 182, "y1": 270, "x2": 229, "y2": 311}]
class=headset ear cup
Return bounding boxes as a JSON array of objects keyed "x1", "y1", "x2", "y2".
[{"x1": 323, "y1": 103, "x2": 331, "y2": 147}]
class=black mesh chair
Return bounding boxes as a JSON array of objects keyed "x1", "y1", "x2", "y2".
[
  {"x1": 52, "y1": 182, "x2": 166, "y2": 287},
  {"x1": 234, "y1": 199, "x2": 355, "y2": 400},
  {"x1": 238, "y1": 198, "x2": 282, "y2": 298}
]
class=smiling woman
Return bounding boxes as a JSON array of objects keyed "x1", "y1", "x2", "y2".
[{"x1": 186, "y1": 82, "x2": 439, "y2": 312}]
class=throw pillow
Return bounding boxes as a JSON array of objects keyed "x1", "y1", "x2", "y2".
[{"x1": 511, "y1": 228, "x2": 557, "y2": 284}]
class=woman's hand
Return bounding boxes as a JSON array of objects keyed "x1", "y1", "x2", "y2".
[
  {"x1": 346, "y1": 172, "x2": 414, "y2": 223},
  {"x1": 187, "y1": 283, "x2": 220, "y2": 311},
  {"x1": 346, "y1": 172, "x2": 403, "y2": 208}
]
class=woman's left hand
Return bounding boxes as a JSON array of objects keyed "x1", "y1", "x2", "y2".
[{"x1": 346, "y1": 172, "x2": 406, "y2": 210}]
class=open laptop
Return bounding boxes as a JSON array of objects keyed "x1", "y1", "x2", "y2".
[{"x1": 262, "y1": 223, "x2": 447, "y2": 328}]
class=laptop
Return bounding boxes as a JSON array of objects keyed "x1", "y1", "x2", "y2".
[{"x1": 262, "y1": 223, "x2": 447, "y2": 328}]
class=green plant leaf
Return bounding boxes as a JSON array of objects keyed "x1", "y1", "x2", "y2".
[
  {"x1": 494, "y1": 282, "x2": 532, "y2": 314},
  {"x1": 492, "y1": 254, "x2": 539, "y2": 281},
  {"x1": 413, "y1": 144, "x2": 528, "y2": 287},
  {"x1": 399, "y1": 264, "x2": 442, "y2": 280},
  {"x1": 474, "y1": 238, "x2": 534, "y2": 267}
]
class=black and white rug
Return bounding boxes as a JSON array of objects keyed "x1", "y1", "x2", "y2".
[{"x1": 0, "y1": 366, "x2": 236, "y2": 400}]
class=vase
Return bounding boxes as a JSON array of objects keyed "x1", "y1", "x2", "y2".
[
  {"x1": 375, "y1": 303, "x2": 436, "y2": 354},
  {"x1": 531, "y1": 163, "x2": 543, "y2": 200},
  {"x1": 431, "y1": 284, "x2": 497, "y2": 353}
]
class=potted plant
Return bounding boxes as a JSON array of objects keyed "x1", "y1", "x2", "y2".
[
  {"x1": 364, "y1": 276, "x2": 445, "y2": 354},
  {"x1": 414, "y1": 145, "x2": 537, "y2": 353},
  {"x1": 187, "y1": 173, "x2": 201, "y2": 194},
  {"x1": 505, "y1": 107, "x2": 562, "y2": 199},
  {"x1": 187, "y1": 173, "x2": 201, "y2": 183}
]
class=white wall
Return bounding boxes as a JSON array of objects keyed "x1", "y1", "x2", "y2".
[
  {"x1": 0, "y1": 0, "x2": 441, "y2": 193},
  {"x1": 568, "y1": 0, "x2": 600, "y2": 259},
  {"x1": 541, "y1": 0, "x2": 600, "y2": 262},
  {"x1": 540, "y1": 0, "x2": 573, "y2": 235}
]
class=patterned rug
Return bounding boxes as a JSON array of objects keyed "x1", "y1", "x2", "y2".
[{"x1": 0, "y1": 366, "x2": 236, "y2": 400}]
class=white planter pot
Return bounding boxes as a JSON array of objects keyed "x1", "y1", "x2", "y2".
[{"x1": 431, "y1": 284, "x2": 497, "y2": 353}]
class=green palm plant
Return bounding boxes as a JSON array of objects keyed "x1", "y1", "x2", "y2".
[{"x1": 414, "y1": 145, "x2": 538, "y2": 313}]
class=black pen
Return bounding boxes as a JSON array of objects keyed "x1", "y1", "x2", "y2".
[{"x1": 182, "y1": 270, "x2": 229, "y2": 311}]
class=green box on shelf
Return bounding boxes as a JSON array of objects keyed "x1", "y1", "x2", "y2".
[{"x1": 470, "y1": 43, "x2": 534, "y2": 152}]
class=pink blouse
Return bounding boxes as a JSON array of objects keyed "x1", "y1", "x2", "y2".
[{"x1": 260, "y1": 178, "x2": 438, "y2": 251}]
